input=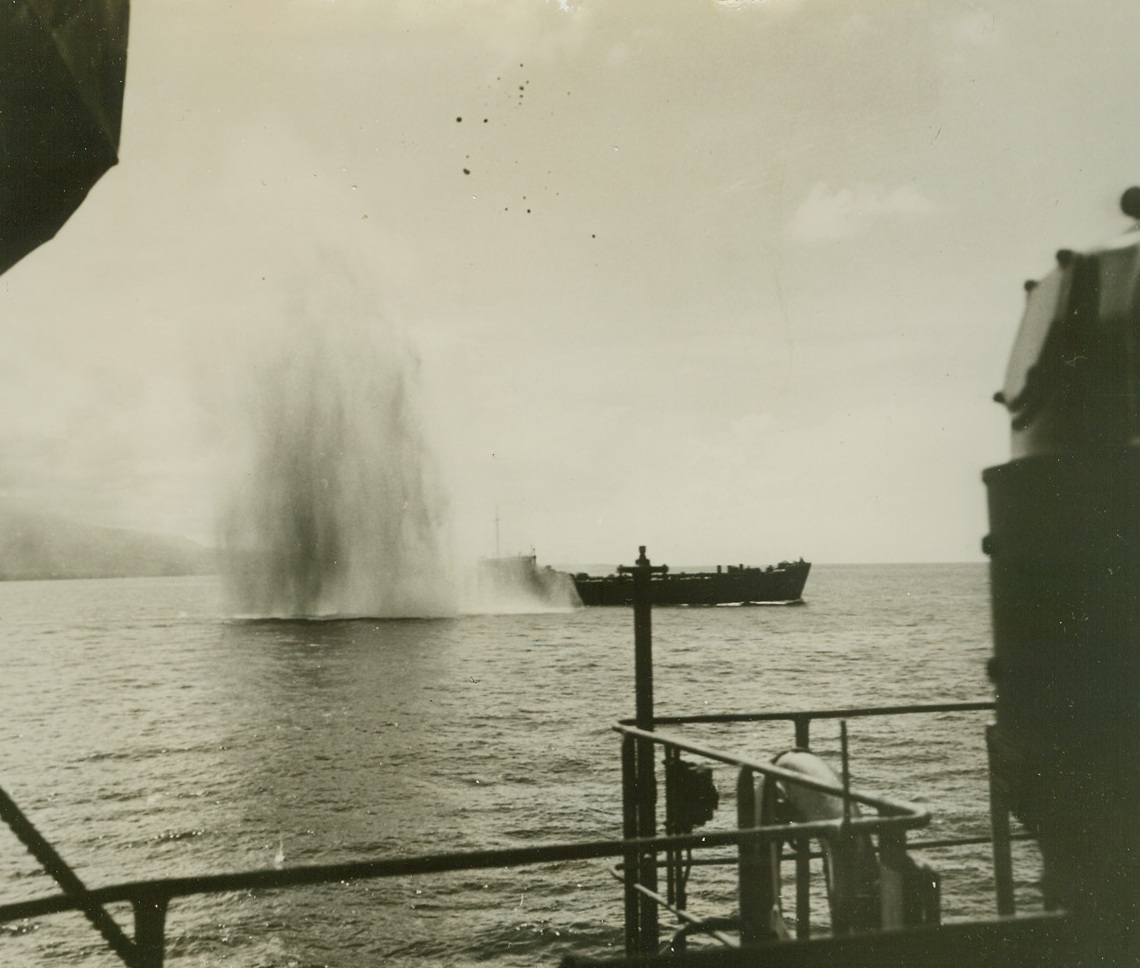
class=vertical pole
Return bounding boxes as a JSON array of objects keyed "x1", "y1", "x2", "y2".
[
  {"x1": 662, "y1": 746, "x2": 687, "y2": 952},
  {"x1": 828, "y1": 829, "x2": 854, "y2": 936},
  {"x1": 793, "y1": 715, "x2": 811, "y2": 937},
  {"x1": 840, "y1": 720, "x2": 852, "y2": 825},
  {"x1": 831, "y1": 721, "x2": 855, "y2": 935},
  {"x1": 737, "y1": 767, "x2": 760, "y2": 945},
  {"x1": 795, "y1": 833, "x2": 811, "y2": 939},
  {"x1": 737, "y1": 767, "x2": 778, "y2": 946},
  {"x1": 664, "y1": 746, "x2": 676, "y2": 909},
  {"x1": 665, "y1": 757, "x2": 684, "y2": 939},
  {"x1": 618, "y1": 546, "x2": 668, "y2": 955},
  {"x1": 633, "y1": 546, "x2": 657, "y2": 954},
  {"x1": 132, "y1": 891, "x2": 169, "y2": 968},
  {"x1": 622, "y1": 545, "x2": 658, "y2": 732},
  {"x1": 793, "y1": 716, "x2": 810, "y2": 750},
  {"x1": 621, "y1": 734, "x2": 641, "y2": 956}
]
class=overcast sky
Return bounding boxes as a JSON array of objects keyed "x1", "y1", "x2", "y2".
[{"x1": 2, "y1": 0, "x2": 1139, "y2": 566}]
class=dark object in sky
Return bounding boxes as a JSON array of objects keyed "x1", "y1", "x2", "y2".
[{"x1": 0, "y1": 0, "x2": 130, "y2": 277}]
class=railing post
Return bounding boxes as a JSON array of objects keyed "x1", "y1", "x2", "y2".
[
  {"x1": 793, "y1": 716, "x2": 810, "y2": 750},
  {"x1": 635, "y1": 748, "x2": 658, "y2": 955},
  {"x1": 663, "y1": 746, "x2": 677, "y2": 908},
  {"x1": 737, "y1": 767, "x2": 780, "y2": 946},
  {"x1": 827, "y1": 829, "x2": 856, "y2": 935},
  {"x1": 621, "y1": 733, "x2": 640, "y2": 956},
  {"x1": 792, "y1": 715, "x2": 811, "y2": 938},
  {"x1": 737, "y1": 767, "x2": 761, "y2": 945},
  {"x1": 132, "y1": 890, "x2": 169, "y2": 968},
  {"x1": 794, "y1": 833, "x2": 811, "y2": 939},
  {"x1": 662, "y1": 746, "x2": 687, "y2": 952},
  {"x1": 830, "y1": 720, "x2": 856, "y2": 935}
]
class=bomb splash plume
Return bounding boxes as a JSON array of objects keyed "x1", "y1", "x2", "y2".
[{"x1": 220, "y1": 263, "x2": 455, "y2": 619}]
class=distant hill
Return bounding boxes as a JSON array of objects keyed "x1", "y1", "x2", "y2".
[{"x1": 0, "y1": 509, "x2": 216, "y2": 580}]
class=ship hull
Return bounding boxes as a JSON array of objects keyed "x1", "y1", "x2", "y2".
[{"x1": 573, "y1": 560, "x2": 810, "y2": 607}]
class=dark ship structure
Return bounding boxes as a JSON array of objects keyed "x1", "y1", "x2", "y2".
[
  {"x1": 980, "y1": 187, "x2": 1140, "y2": 962},
  {"x1": 573, "y1": 559, "x2": 810, "y2": 607}
]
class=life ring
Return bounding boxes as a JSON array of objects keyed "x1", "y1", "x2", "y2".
[{"x1": 765, "y1": 749, "x2": 881, "y2": 934}]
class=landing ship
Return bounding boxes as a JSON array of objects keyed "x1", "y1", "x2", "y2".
[{"x1": 573, "y1": 559, "x2": 810, "y2": 607}]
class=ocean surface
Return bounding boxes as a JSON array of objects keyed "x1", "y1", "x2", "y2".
[{"x1": 0, "y1": 564, "x2": 1043, "y2": 966}]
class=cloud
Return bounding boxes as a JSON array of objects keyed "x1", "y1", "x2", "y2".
[{"x1": 789, "y1": 181, "x2": 938, "y2": 242}]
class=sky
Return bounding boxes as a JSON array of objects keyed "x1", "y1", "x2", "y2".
[{"x1": 2, "y1": 0, "x2": 1140, "y2": 567}]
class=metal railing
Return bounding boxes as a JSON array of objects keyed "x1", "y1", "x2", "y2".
[
  {"x1": 615, "y1": 701, "x2": 1007, "y2": 956},
  {"x1": 0, "y1": 800, "x2": 929, "y2": 968}
]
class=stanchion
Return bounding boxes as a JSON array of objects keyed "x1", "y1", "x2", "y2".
[{"x1": 618, "y1": 546, "x2": 667, "y2": 954}]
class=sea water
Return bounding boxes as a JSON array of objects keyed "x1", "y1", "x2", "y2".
[{"x1": 0, "y1": 564, "x2": 1042, "y2": 966}]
